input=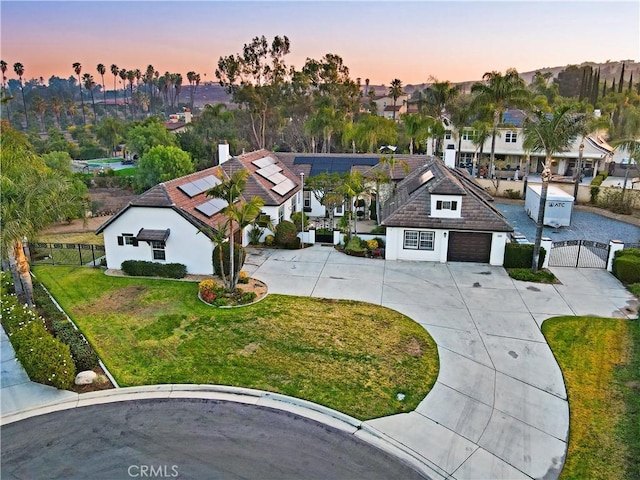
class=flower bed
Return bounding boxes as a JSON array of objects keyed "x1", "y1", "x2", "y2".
[{"x1": 198, "y1": 275, "x2": 267, "y2": 308}]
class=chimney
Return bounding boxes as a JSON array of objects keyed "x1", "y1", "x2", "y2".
[{"x1": 219, "y1": 141, "x2": 230, "y2": 164}]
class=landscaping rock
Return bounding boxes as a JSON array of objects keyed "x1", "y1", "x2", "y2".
[{"x1": 75, "y1": 370, "x2": 97, "y2": 385}]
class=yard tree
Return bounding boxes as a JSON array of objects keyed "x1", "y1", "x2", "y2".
[
  {"x1": 136, "y1": 145, "x2": 193, "y2": 192},
  {"x1": 305, "y1": 172, "x2": 344, "y2": 229},
  {"x1": 42, "y1": 151, "x2": 73, "y2": 176},
  {"x1": 471, "y1": 69, "x2": 530, "y2": 177},
  {"x1": 389, "y1": 79, "x2": 403, "y2": 121},
  {"x1": 126, "y1": 117, "x2": 176, "y2": 157},
  {"x1": 340, "y1": 170, "x2": 370, "y2": 235},
  {"x1": 400, "y1": 113, "x2": 430, "y2": 155},
  {"x1": 523, "y1": 105, "x2": 587, "y2": 272},
  {"x1": 95, "y1": 116, "x2": 125, "y2": 157},
  {"x1": 0, "y1": 123, "x2": 85, "y2": 305},
  {"x1": 206, "y1": 169, "x2": 262, "y2": 291},
  {"x1": 13, "y1": 62, "x2": 28, "y2": 128}
]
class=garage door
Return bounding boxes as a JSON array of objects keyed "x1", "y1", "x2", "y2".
[{"x1": 447, "y1": 232, "x2": 492, "y2": 263}]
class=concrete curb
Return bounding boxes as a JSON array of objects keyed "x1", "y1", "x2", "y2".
[{"x1": 0, "y1": 384, "x2": 439, "y2": 478}]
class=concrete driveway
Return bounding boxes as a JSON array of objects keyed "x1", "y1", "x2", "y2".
[{"x1": 244, "y1": 245, "x2": 638, "y2": 479}]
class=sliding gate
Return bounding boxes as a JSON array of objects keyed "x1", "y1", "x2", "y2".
[{"x1": 548, "y1": 240, "x2": 609, "y2": 268}]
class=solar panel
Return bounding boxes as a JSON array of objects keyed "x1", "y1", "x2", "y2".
[
  {"x1": 272, "y1": 178, "x2": 297, "y2": 196},
  {"x1": 252, "y1": 156, "x2": 277, "y2": 168},
  {"x1": 190, "y1": 177, "x2": 213, "y2": 193},
  {"x1": 407, "y1": 169, "x2": 434, "y2": 195},
  {"x1": 256, "y1": 164, "x2": 283, "y2": 179},
  {"x1": 177, "y1": 182, "x2": 200, "y2": 198},
  {"x1": 266, "y1": 172, "x2": 287, "y2": 184},
  {"x1": 195, "y1": 198, "x2": 229, "y2": 217},
  {"x1": 200, "y1": 174, "x2": 221, "y2": 189}
]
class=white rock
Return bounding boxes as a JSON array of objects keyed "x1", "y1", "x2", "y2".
[{"x1": 75, "y1": 370, "x2": 97, "y2": 385}]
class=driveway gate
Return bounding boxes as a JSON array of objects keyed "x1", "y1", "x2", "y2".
[{"x1": 548, "y1": 240, "x2": 609, "y2": 268}]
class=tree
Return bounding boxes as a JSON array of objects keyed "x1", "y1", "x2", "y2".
[
  {"x1": 95, "y1": 117, "x2": 125, "y2": 157},
  {"x1": 97, "y1": 64, "x2": 107, "y2": 114},
  {"x1": 471, "y1": 69, "x2": 530, "y2": 177},
  {"x1": 30, "y1": 95, "x2": 47, "y2": 131},
  {"x1": 305, "y1": 172, "x2": 344, "y2": 229},
  {"x1": 351, "y1": 114, "x2": 398, "y2": 153},
  {"x1": 340, "y1": 171, "x2": 370, "y2": 235},
  {"x1": 82, "y1": 73, "x2": 97, "y2": 121},
  {"x1": 400, "y1": 113, "x2": 429, "y2": 155},
  {"x1": 135, "y1": 145, "x2": 193, "y2": 191},
  {"x1": 42, "y1": 151, "x2": 73, "y2": 176},
  {"x1": 523, "y1": 106, "x2": 586, "y2": 271},
  {"x1": 72, "y1": 62, "x2": 86, "y2": 125},
  {"x1": 110, "y1": 64, "x2": 119, "y2": 115},
  {"x1": 13, "y1": 62, "x2": 28, "y2": 128},
  {"x1": 206, "y1": 169, "x2": 261, "y2": 291},
  {"x1": 126, "y1": 118, "x2": 177, "y2": 157},
  {"x1": 389, "y1": 78, "x2": 403, "y2": 121},
  {"x1": 1, "y1": 60, "x2": 11, "y2": 124},
  {"x1": 1, "y1": 124, "x2": 85, "y2": 305},
  {"x1": 366, "y1": 166, "x2": 390, "y2": 225}
]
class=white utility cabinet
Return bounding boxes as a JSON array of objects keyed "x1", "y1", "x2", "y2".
[{"x1": 525, "y1": 184, "x2": 574, "y2": 227}]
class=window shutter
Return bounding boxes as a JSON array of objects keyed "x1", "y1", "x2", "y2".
[
  {"x1": 117, "y1": 236, "x2": 124, "y2": 246},
  {"x1": 436, "y1": 201, "x2": 442, "y2": 210},
  {"x1": 451, "y1": 201, "x2": 458, "y2": 210},
  {"x1": 132, "y1": 238, "x2": 138, "y2": 247}
]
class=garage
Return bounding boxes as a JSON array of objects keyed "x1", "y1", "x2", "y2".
[{"x1": 447, "y1": 232, "x2": 492, "y2": 263}]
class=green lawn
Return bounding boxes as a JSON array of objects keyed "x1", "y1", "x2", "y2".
[
  {"x1": 543, "y1": 315, "x2": 639, "y2": 479},
  {"x1": 33, "y1": 266, "x2": 439, "y2": 420}
]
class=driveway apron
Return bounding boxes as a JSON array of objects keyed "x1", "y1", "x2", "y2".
[{"x1": 245, "y1": 246, "x2": 637, "y2": 480}]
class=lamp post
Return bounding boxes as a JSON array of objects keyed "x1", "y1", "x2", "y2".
[
  {"x1": 300, "y1": 172, "x2": 305, "y2": 249},
  {"x1": 573, "y1": 141, "x2": 584, "y2": 201}
]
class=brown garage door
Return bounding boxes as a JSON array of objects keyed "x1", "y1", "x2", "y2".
[{"x1": 447, "y1": 232, "x2": 492, "y2": 263}]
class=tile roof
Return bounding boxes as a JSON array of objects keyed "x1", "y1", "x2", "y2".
[
  {"x1": 96, "y1": 149, "x2": 300, "y2": 237},
  {"x1": 381, "y1": 158, "x2": 513, "y2": 232}
]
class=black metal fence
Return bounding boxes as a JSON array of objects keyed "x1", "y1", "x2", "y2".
[
  {"x1": 28, "y1": 243, "x2": 105, "y2": 266},
  {"x1": 548, "y1": 240, "x2": 609, "y2": 268}
]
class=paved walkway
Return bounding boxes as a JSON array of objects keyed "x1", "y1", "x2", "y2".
[
  {"x1": 2, "y1": 248, "x2": 637, "y2": 479},
  {"x1": 243, "y1": 246, "x2": 638, "y2": 479}
]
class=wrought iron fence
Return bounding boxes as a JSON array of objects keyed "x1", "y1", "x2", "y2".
[
  {"x1": 28, "y1": 243, "x2": 105, "y2": 266},
  {"x1": 548, "y1": 240, "x2": 609, "y2": 268}
]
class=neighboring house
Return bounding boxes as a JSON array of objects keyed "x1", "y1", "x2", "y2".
[
  {"x1": 447, "y1": 109, "x2": 615, "y2": 177},
  {"x1": 381, "y1": 158, "x2": 513, "y2": 264},
  {"x1": 361, "y1": 94, "x2": 410, "y2": 119},
  {"x1": 163, "y1": 110, "x2": 193, "y2": 134},
  {"x1": 96, "y1": 148, "x2": 301, "y2": 275}
]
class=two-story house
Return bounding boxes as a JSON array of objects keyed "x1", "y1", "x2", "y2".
[{"x1": 381, "y1": 158, "x2": 513, "y2": 264}]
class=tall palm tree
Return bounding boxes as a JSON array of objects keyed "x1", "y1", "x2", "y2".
[
  {"x1": 422, "y1": 80, "x2": 459, "y2": 155},
  {"x1": 206, "y1": 169, "x2": 257, "y2": 291},
  {"x1": 523, "y1": 105, "x2": 587, "y2": 271},
  {"x1": 97, "y1": 63, "x2": 107, "y2": 114},
  {"x1": 72, "y1": 62, "x2": 86, "y2": 125},
  {"x1": 50, "y1": 96, "x2": 63, "y2": 128},
  {"x1": 471, "y1": 69, "x2": 530, "y2": 178},
  {"x1": 119, "y1": 68, "x2": 128, "y2": 116},
  {"x1": 187, "y1": 71, "x2": 196, "y2": 110},
  {"x1": 110, "y1": 64, "x2": 119, "y2": 115},
  {"x1": 126, "y1": 70, "x2": 136, "y2": 117},
  {"x1": 389, "y1": 78, "x2": 403, "y2": 121},
  {"x1": 83, "y1": 73, "x2": 97, "y2": 121},
  {"x1": 30, "y1": 95, "x2": 47, "y2": 131},
  {"x1": 13, "y1": 62, "x2": 28, "y2": 128},
  {"x1": 145, "y1": 64, "x2": 155, "y2": 113},
  {"x1": 1, "y1": 60, "x2": 11, "y2": 123}
]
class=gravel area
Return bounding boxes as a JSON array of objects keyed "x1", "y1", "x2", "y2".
[{"x1": 495, "y1": 201, "x2": 640, "y2": 245}]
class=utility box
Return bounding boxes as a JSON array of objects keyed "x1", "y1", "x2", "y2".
[{"x1": 525, "y1": 184, "x2": 574, "y2": 227}]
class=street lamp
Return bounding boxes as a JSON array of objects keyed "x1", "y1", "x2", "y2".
[{"x1": 300, "y1": 172, "x2": 305, "y2": 249}]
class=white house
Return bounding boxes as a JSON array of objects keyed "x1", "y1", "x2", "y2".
[
  {"x1": 381, "y1": 158, "x2": 513, "y2": 264},
  {"x1": 96, "y1": 149, "x2": 301, "y2": 275}
]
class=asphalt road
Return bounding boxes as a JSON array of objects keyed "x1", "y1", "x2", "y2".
[{"x1": 1, "y1": 399, "x2": 425, "y2": 480}]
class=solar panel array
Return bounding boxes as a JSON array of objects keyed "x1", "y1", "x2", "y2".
[
  {"x1": 292, "y1": 156, "x2": 379, "y2": 177},
  {"x1": 256, "y1": 163, "x2": 283, "y2": 179},
  {"x1": 177, "y1": 175, "x2": 221, "y2": 198},
  {"x1": 407, "y1": 169, "x2": 435, "y2": 195},
  {"x1": 271, "y1": 178, "x2": 297, "y2": 196},
  {"x1": 252, "y1": 156, "x2": 277, "y2": 168},
  {"x1": 195, "y1": 198, "x2": 229, "y2": 217}
]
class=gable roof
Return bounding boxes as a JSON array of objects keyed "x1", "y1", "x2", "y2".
[
  {"x1": 381, "y1": 158, "x2": 513, "y2": 232},
  {"x1": 96, "y1": 149, "x2": 300, "y2": 238}
]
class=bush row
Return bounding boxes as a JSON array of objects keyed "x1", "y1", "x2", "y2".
[
  {"x1": 344, "y1": 236, "x2": 386, "y2": 257},
  {"x1": 590, "y1": 172, "x2": 609, "y2": 203},
  {"x1": 121, "y1": 260, "x2": 187, "y2": 279},
  {"x1": 1, "y1": 294, "x2": 75, "y2": 389},
  {"x1": 504, "y1": 243, "x2": 546, "y2": 269},
  {"x1": 612, "y1": 249, "x2": 640, "y2": 284}
]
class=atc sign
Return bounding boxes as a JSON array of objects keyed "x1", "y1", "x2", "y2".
[{"x1": 548, "y1": 202, "x2": 566, "y2": 208}]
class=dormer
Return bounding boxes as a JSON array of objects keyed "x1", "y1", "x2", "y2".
[{"x1": 430, "y1": 194, "x2": 462, "y2": 218}]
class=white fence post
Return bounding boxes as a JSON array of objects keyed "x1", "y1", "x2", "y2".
[
  {"x1": 541, "y1": 237, "x2": 553, "y2": 269},
  {"x1": 608, "y1": 240, "x2": 624, "y2": 272}
]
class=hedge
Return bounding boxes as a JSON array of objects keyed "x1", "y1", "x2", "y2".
[
  {"x1": 275, "y1": 220, "x2": 299, "y2": 248},
  {"x1": 504, "y1": 243, "x2": 546, "y2": 269},
  {"x1": 212, "y1": 242, "x2": 246, "y2": 277},
  {"x1": 612, "y1": 250, "x2": 640, "y2": 284},
  {"x1": 1, "y1": 294, "x2": 75, "y2": 389},
  {"x1": 121, "y1": 260, "x2": 187, "y2": 279}
]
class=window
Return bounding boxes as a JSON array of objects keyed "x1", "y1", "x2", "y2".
[
  {"x1": 436, "y1": 200, "x2": 458, "y2": 210},
  {"x1": 335, "y1": 204, "x2": 343, "y2": 215},
  {"x1": 117, "y1": 233, "x2": 138, "y2": 246},
  {"x1": 445, "y1": 130, "x2": 452, "y2": 140},
  {"x1": 505, "y1": 131, "x2": 517, "y2": 143},
  {"x1": 462, "y1": 129, "x2": 476, "y2": 141},
  {"x1": 303, "y1": 190, "x2": 311, "y2": 208},
  {"x1": 278, "y1": 205, "x2": 285, "y2": 222},
  {"x1": 151, "y1": 241, "x2": 165, "y2": 261},
  {"x1": 403, "y1": 230, "x2": 435, "y2": 250}
]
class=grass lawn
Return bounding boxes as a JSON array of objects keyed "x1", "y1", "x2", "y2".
[
  {"x1": 543, "y1": 315, "x2": 639, "y2": 479},
  {"x1": 33, "y1": 265, "x2": 438, "y2": 420}
]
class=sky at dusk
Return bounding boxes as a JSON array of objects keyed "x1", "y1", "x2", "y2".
[{"x1": 1, "y1": 1, "x2": 638, "y2": 86}]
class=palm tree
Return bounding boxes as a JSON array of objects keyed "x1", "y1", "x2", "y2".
[
  {"x1": 1, "y1": 60, "x2": 11, "y2": 123},
  {"x1": 126, "y1": 70, "x2": 136, "y2": 117},
  {"x1": 145, "y1": 64, "x2": 155, "y2": 113},
  {"x1": 30, "y1": 95, "x2": 47, "y2": 131},
  {"x1": 119, "y1": 68, "x2": 128, "y2": 115},
  {"x1": 523, "y1": 105, "x2": 587, "y2": 271},
  {"x1": 470, "y1": 119, "x2": 493, "y2": 176},
  {"x1": 72, "y1": 62, "x2": 86, "y2": 125},
  {"x1": 206, "y1": 170, "x2": 262, "y2": 291},
  {"x1": 401, "y1": 112, "x2": 429, "y2": 155},
  {"x1": 110, "y1": 64, "x2": 119, "y2": 115},
  {"x1": 82, "y1": 73, "x2": 97, "y2": 121},
  {"x1": 187, "y1": 71, "x2": 196, "y2": 110},
  {"x1": 13, "y1": 62, "x2": 28, "y2": 128},
  {"x1": 97, "y1": 64, "x2": 107, "y2": 114},
  {"x1": 471, "y1": 69, "x2": 530, "y2": 178},
  {"x1": 341, "y1": 171, "x2": 370, "y2": 235},
  {"x1": 389, "y1": 78, "x2": 403, "y2": 121},
  {"x1": 50, "y1": 96, "x2": 63, "y2": 128},
  {"x1": 367, "y1": 167, "x2": 390, "y2": 225}
]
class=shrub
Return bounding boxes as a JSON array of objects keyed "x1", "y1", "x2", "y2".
[
  {"x1": 507, "y1": 268, "x2": 556, "y2": 283},
  {"x1": 248, "y1": 225, "x2": 264, "y2": 245},
  {"x1": 612, "y1": 255, "x2": 640, "y2": 284},
  {"x1": 1, "y1": 294, "x2": 75, "y2": 389},
  {"x1": 264, "y1": 235, "x2": 275, "y2": 246},
  {"x1": 238, "y1": 271, "x2": 249, "y2": 284},
  {"x1": 615, "y1": 248, "x2": 640, "y2": 258},
  {"x1": 504, "y1": 243, "x2": 546, "y2": 269},
  {"x1": 198, "y1": 279, "x2": 226, "y2": 304},
  {"x1": 598, "y1": 189, "x2": 636, "y2": 215},
  {"x1": 366, "y1": 239, "x2": 379, "y2": 251},
  {"x1": 275, "y1": 220, "x2": 298, "y2": 247},
  {"x1": 121, "y1": 260, "x2": 187, "y2": 279},
  {"x1": 504, "y1": 189, "x2": 521, "y2": 199},
  {"x1": 372, "y1": 237, "x2": 386, "y2": 248},
  {"x1": 212, "y1": 242, "x2": 246, "y2": 277},
  {"x1": 290, "y1": 212, "x2": 310, "y2": 232},
  {"x1": 345, "y1": 236, "x2": 366, "y2": 256},
  {"x1": 369, "y1": 225, "x2": 386, "y2": 235}
]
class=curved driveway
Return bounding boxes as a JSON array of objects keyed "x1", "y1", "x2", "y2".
[{"x1": 244, "y1": 245, "x2": 638, "y2": 479}]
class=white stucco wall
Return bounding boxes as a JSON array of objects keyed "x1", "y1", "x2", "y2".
[
  {"x1": 102, "y1": 207, "x2": 215, "y2": 275},
  {"x1": 385, "y1": 227, "x2": 448, "y2": 262},
  {"x1": 430, "y1": 195, "x2": 463, "y2": 219},
  {"x1": 489, "y1": 232, "x2": 508, "y2": 266}
]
